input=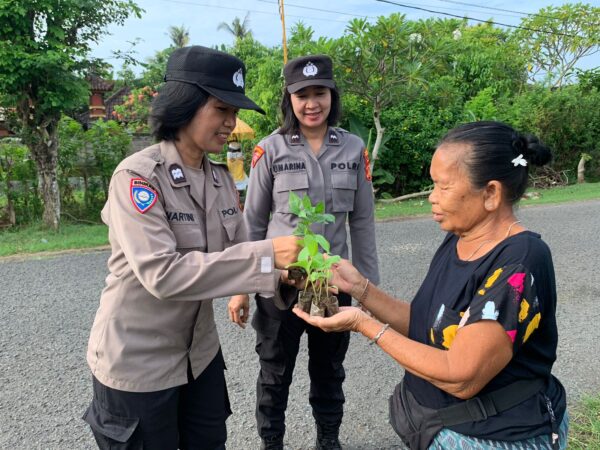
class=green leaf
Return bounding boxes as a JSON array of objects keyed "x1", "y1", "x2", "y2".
[
  {"x1": 289, "y1": 191, "x2": 301, "y2": 214},
  {"x1": 322, "y1": 255, "x2": 341, "y2": 268},
  {"x1": 288, "y1": 260, "x2": 311, "y2": 272},
  {"x1": 303, "y1": 234, "x2": 319, "y2": 256},
  {"x1": 298, "y1": 247, "x2": 310, "y2": 262},
  {"x1": 320, "y1": 213, "x2": 335, "y2": 224},
  {"x1": 314, "y1": 234, "x2": 330, "y2": 252},
  {"x1": 302, "y1": 194, "x2": 313, "y2": 211}
]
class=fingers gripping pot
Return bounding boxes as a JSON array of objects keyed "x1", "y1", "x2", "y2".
[{"x1": 287, "y1": 192, "x2": 340, "y2": 317}]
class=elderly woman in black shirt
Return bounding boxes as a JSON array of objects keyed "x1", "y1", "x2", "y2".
[{"x1": 294, "y1": 121, "x2": 568, "y2": 450}]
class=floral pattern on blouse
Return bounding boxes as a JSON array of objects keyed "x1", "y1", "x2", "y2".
[{"x1": 429, "y1": 264, "x2": 541, "y2": 351}]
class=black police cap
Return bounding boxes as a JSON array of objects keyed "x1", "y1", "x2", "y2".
[
  {"x1": 164, "y1": 46, "x2": 265, "y2": 114},
  {"x1": 283, "y1": 55, "x2": 335, "y2": 94}
]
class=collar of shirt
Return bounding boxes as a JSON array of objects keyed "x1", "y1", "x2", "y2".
[{"x1": 160, "y1": 141, "x2": 223, "y2": 189}]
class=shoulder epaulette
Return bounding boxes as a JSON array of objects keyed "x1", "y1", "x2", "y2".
[
  {"x1": 114, "y1": 144, "x2": 161, "y2": 179},
  {"x1": 208, "y1": 158, "x2": 230, "y2": 171}
]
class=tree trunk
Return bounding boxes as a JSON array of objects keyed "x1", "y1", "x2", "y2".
[
  {"x1": 577, "y1": 156, "x2": 587, "y2": 183},
  {"x1": 6, "y1": 179, "x2": 16, "y2": 226},
  {"x1": 83, "y1": 172, "x2": 89, "y2": 208},
  {"x1": 29, "y1": 122, "x2": 61, "y2": 230},
  {"x1": 378, "y1": 189, "x2": 433, "y2": 204},
  {"x1": 371, "y1": 102, "x2": 385, "y2": 175}
]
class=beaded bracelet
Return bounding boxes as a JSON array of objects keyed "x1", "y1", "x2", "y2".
[{"x1": 369, "y1": 323, "x2": 390, "y2": 346}]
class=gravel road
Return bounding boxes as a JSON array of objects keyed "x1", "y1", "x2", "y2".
[{"x1": 1, "y1": 199, "x2": 599, "y2": 449}]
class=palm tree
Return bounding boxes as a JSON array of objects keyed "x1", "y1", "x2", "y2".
[
  {"x1": 168, "y1": 25, "x2": 190, "y2": 48},
  {"x1": 217, "y1": 13, "x2": 252, "y2": 40}
]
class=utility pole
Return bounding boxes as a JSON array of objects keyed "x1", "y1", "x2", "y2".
[{"x1": 278, "y1": 0, "x2": 288, "y2": 64}]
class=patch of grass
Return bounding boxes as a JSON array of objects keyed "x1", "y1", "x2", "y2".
[
  {"x1": 522, "y1": 182, "x2": 600, "y2": 205},
  {"x1": 375, "y1": 198, "x2": 431, "y2": 220},
  {"x1": 568, "y1": 395, "x2": 600, "y2": 449},
  {"x1": 374, "y1": 182, "x2": 600, "y2": 221},
  {"x1": 0, "y1": 221, "x2": 108, "y2": 257}
]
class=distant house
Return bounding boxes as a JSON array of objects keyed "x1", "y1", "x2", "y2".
[
  {"x1": 0, "y1": 107, "x2": 15, "y2": 138},
  {"x1": 77, "y1": 74, "x2": 131, "y2": 129}
]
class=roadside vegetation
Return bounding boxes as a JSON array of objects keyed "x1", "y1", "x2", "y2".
[
  {"x1": 568, "y1": 395, "x2": 600, "y2": 449},
  {"x1": 1, "y1": 182, "x2": 597, "y2": 258}
]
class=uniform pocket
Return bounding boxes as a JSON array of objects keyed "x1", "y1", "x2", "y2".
[
  {"x1": 273, "y1": 171, "x2": 309, "y2": 213},
  {"x1": 171, "y1": 223, "x2": 205, "y2": 250},
  {"x1": 219, "y1": 215, "x2": 241, "y2": 242},
  {"x1": 83, "y1": 400, "x2": 141, "y2": 448},
  {"x1": 331, "y1": 172, "x2": 357, "y2": 212}
]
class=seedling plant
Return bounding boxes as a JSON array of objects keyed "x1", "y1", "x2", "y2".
[{"x1": 287, "y1": 192, "x2": 341, "y2": 317}]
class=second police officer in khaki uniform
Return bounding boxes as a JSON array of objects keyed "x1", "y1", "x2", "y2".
[
  {"x1": 228, "y1": 55, "x2": 380, "y2": 449},
  {"x1": 83, "y1": 46, "x2": 300, "y2": 450}
]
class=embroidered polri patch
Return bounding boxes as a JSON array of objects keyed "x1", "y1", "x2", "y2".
[
  {"x1": 251, "y1": 145, "x2": 265, "y2": 168},
  {"x1": 130, "y1": 178, "x2": 158, "y2": 213},
  {"x1": 363, "y1": 148, "x2": 372, "y2": 181}
]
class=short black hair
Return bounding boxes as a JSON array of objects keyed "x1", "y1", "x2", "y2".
[
  {"x1": 149, "y1": 81, "x2": 209, "y2": 141},
  {"x1": 439, "y1": 121, "x2": 552, "y2": 204},
  {"x1": 278, "y1": 86, "x2": 342, "y2": 136}
]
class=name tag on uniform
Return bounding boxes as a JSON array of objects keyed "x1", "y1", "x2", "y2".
[{"x1": 166, "y1": 211, "x2": 196, "y2": 222}]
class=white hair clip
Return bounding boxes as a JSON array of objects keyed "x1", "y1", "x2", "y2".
[{"x1": 511, "y1": 154, "x2": 527, "y2": 167}]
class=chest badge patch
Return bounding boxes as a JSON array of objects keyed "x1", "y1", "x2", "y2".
[
  {"x1": 252, "y1": 145, "x2": 265, "y2": 168},
  {"x1": 169, "y1": 164, "x2": 187, "y2": 184},
  {"x1": 130, "y1": 178, "x2": 158, "y2": 214}
]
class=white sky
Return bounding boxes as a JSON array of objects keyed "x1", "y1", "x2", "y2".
[{"x1": 91, "y1": 0, "x2": 600, "y2": 74}]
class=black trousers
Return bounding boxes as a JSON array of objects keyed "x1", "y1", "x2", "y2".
[
  {"x1": 83, "y1": 349, "x2": 231, "y2": 450},
  {"x1": 252, "y1": 293, "x2": 351, "y2": 439}
]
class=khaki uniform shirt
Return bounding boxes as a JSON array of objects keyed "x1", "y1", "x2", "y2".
[
  {"x1": 245, "y1": 127, "x2": 380, "y2": 296},
  {"x1": 87, "y1": 141, "x2": 280, "y2": 392}
]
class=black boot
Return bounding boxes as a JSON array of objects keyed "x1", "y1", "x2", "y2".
[
  {"x1": 261, "y1": 434, "x2": 284, "y2": 450},
  {"x1": 315, "y1": 422, "x2": 342, "y2": 450}
]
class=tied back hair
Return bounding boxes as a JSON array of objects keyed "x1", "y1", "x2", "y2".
[
  {"x1": 439, "y1": 121, "x2": 552, "y2": 204},
  {"x1": 150, "y1": 81, "x2": 209, "y2": 141}
]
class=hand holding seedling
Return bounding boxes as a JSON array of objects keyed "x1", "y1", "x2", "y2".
[
  {"x1": 272, "y1": 235, "x2": 302, "y2": 269},
  {"x1": 292, "y1": 305, "x2": 367, "y2": 332},
  {"x1": 324, "y1": 256, "x2": 367, "y2": 299}
]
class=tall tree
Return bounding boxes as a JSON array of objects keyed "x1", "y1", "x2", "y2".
[
  {"x1": 516, "y1": 3, "x2": 600, "y2": 87},
  {"x1": 218, "y1": 13, "x2": 252, "y2": 41},
  {"x1": 334, "y1": 14, "x2": 431, "y2": 174},
  {"x1": 168, "y1": 24, "x2": 190, "y2": 48},
  {"x1": 0, "y1": 0, "x2": 141, "y2": 229}
]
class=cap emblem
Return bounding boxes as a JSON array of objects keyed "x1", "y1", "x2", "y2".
[
  {"x1": 233, "y1": 68, "x2": 244, "y2": 88},
  {"x1": 302, "y1": 62, "x2": 318, "y2": 77}
]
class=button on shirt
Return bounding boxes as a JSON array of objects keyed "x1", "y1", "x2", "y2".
[{"x1": 244, "y1": 127, "x2": 380, "y2": 287}]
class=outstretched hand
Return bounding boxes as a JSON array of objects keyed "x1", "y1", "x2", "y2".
[
  {"x1": 292, "y1": 305, "x2": 366, "y2": 333},
  {"x1": 324, "y1": 256, "x2": 366, "y2": 298}
]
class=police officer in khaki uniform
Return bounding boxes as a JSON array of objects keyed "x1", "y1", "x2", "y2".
[
  {"x1": 228, "y1": 55, "x2": 380, "y2": 450},
  {"x1": 83, "y1": 46, "x2": 300, "y2": 450}
]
